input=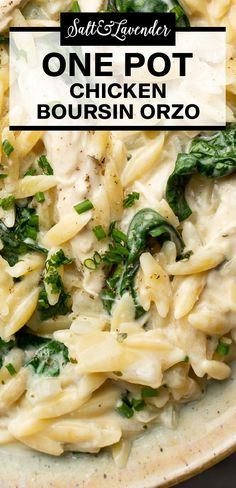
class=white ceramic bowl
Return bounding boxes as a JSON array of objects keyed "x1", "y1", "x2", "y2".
[{"x1": 0, "y1": 361, "x2": 235, "y2": 488}]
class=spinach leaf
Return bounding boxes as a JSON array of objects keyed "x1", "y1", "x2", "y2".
[
  {"x1": 101, "y1": 229, "x2": 140, "y2": 315},
  {"x1": 166, "y1": 126, "x2": 236, "y2": 221},
  {"x1": 16, "y1": 332, "x2": 49, "y2": 350},
  {"x1": 46, "y1": 249, "x2": 73, "y2": 268},
  {"x1": 0, "y1": 339, "x2": 16, "y2": 369},
  {"x1": 102, "y1": 261, "x2": 145, "y2": 318},
  {"x1": 26, "y1": 340, "x2": 69, "y2": 377},
  {"x1": 38, "y1": 288, "x2": 72, "y2": 320},
  {"x1": 0, "y1": 205, "x2": 47, "y2": 266},
  {"x1": 104, "y1": 0, "x2": 190, "y2": 26},
  {"x1": 101, "y1": 209, "x2": 183, "y2": 317},
  {"x1": 44, "y1": 250, "x2": 74, "y2": 296},
  {"x1": 170, "y1": 0, "x2": 190, "y2": 27},
  {"x1": 127, "y1": 208, "x2": 184, "y2": 262},
  {"x1": 106, "y1": 0, "x2": 168, "y2": 12}
]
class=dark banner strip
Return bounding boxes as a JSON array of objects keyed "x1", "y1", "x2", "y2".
[{"x1": 60, "y1": 12, "x2": 176, "y2": 46}]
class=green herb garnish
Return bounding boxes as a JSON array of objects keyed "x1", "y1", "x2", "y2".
[
  {"x1": 74, "y1": 199, "x2": 94, "y2": 214},
  {"x1": 116, "y1": 393, "x2": 146, "y2": 417},
  {"x1": 24, "y1": 167, "x2": 37, "y2": 176},
  {"x1": 0, "y1": 204, "x2": 47, "y2": 266},
  {"x1": 46, "y1": 249, "x2": 73, "y2": 268},
  {"x1": 44, "y1": 250, "x2": 73, "y2": 295},
  {"x1": 102, "y1": 0, "x2": 190, "y2": 26},
  {"x1": 141, "y1": 387, "x2": 160, "y2": 398},
  {"x1": 116, "y1": 398, "x2": 134, "y2": 419},
  {"x1": 216, "y1": 341, "x2": 230, "y2": 357},
  {"x1": 84, "y1": 258, "x2": 97, "y2": 270},
  {"x1": 92, "y1": 225, "x2": 106, "y2": 241},
  {"x1": 45, "y1": 270, "x2": 63, "y2": 294},
  {"x1": 132, "y1": 398, "x2": 146, "y2": 411},
  {"x1": 2, "y1": 140, "x2": 14, "y2": 157},
  {"x1": 35, "y1": 192, "x2": 45, "y2": 203},
  {"x1": 101, "y1": 209, "x2": 183, "y2": 317},
  {"x1": 111, "y1": 228, "x2": 128, "y2": 243},
  {"x1": 38, "y1": 155, "x2": 54, "y2": 175},
  {"x1": 71, "y1": 0, "x2": 81, "y2": 11},
  {"x1": 123, "y1": 192, "x2": 140, "y2": 208},
  {"x1": 0, "y1": 195, "x2": 15, "y2": 210},
  {"x1": 38, "y1": 288, "x2": 72, "y2": 320},
  {"x1": 84, "y1": 252, "x2": 102, "y2": 270},
  {"x1": 26, "y1": 340, "x2": 69, "y2": 377},
  {"x1": 5, "y1": 363, "x2": 17, "y2": 376}
]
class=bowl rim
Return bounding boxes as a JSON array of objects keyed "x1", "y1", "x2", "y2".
[{"x1": 163, "y1": 442, "x2": 236, "y2": 488}]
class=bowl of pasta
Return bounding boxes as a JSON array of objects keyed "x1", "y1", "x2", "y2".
[{"x1": 0, "y1": 0, "x2": 236, "y2": 487}]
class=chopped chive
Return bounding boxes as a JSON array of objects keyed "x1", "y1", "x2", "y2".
[
  {"x1": 84, "y1": 258, "x2": 97, "y2": 270},
  {"x1": 92, "y1": 225, "x2": 106, "y2": 241},
  {"x1": 74, "y1": 199, "x2": 94, "y2": 214},
  {"x1": 112, "y1": 228, "x2": 128, "y2": 243},
  {"x1": 102, "y1": 241, "x2": 129, "y2": 264},
  {"x1": 0, "y1": 174, "x2": 7, "y2": 179},
  {"x1": 123, "y1": 192, "x2": 140, "y2": 208},
  {"x1": 5, "y1": 363, "x2": 16, "y2": 376},
  {"x1": 216, "y1": 341, "x2": 230, "y2": 356},
  {"x1": 116, "y1": 400, "x2": 134, "y2": 419},
  {"x1": 132, "y1": 398, "x2": 146, "y2": 411},
  {"x1": 141, "y1": 387, "x2": 160, "y2": 398},
  {"x1": 71, "y1": 0, "x2": 81, "y2": 11},
  {"x1": 112, "y1": 244, "x2": 129, "y2": 256},
  {"x1": 38, "y1": 155, "x2": 53, "y2": 175},
  {"x1": 83, "y1": 252, "x2": 101, "y2": 271},
  {"x1": 93, "y1": 252, "x2": 102, "y2": 265},
  {"x1": 183, "y1": 355, "x2": 189, "y2": 363},
  {"x1": 24, "y1": 167, "x2": 37, "y2": 176},
  {"x1": 108, "y1": 221, "x2": 116, "y2": 236},
  {"x1": 2, "y1": 140, "x2": 14, "y2": 157},
  {"x1": 35, "y1": 192, "x2": 45, "y2": 203},
  {"x1": 0, "y1": 195, "x2": 15, "y2": 210}
]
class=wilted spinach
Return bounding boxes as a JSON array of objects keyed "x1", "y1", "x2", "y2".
[
  {"x1": 166, "y1": 126, "x2": 236, "y2": 221},
  {"x1": 102, "y1": 209, "x2": 184, "y2": 317},
  {"x1": 0, "y1": 204, "x2": 47, "y2": 266},
  {"x1": 38, "y1": 288, "x2": 72, "y2": 320},
  {"x1": 26, "y1": 340, "x2": 69, "y2": 377},
  {"x1": 0, "y1": 338, "x2": 16, "y2": 369},
  {"x1": 16, "y1": 332, "x2": 49, "y2": 350},
  {"x1": 103, "y1": 0, "x2": 190, "y2": 26},
  {"x1": 127, "y1": 208, "x2": 184, "y2": 262}
]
